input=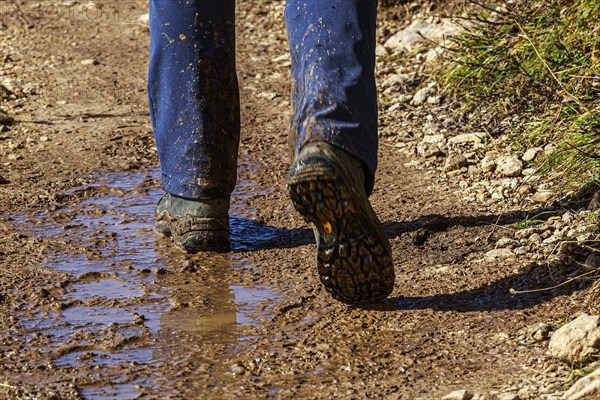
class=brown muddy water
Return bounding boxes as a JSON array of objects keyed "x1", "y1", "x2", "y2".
[{"x1": 13, "y1": 166, "x2": 282, "y2": 399}]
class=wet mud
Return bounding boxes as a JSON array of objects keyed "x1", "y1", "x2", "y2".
[{"x1": 0, "y1": 0, "x2": 589, "y2": 399}]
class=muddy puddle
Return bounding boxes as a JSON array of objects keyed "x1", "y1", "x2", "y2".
[{"x1": 12, "y1": 164, "x2": 282, "y2": 398}]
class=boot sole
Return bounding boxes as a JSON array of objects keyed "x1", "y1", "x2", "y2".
[{"x1": 288, "y1": 163, "x2": 395, "y2": 304}]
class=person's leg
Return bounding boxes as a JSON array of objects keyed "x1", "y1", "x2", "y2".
[
  {"x1": 285, "y1": 0, "x2": 378, "y2": 194},
  {"x1": 285, "y1": 0, "x2": 395, "y2": 303},
  {"x1": 148, "y1": 0, "x2": 239, "y2": 252}
]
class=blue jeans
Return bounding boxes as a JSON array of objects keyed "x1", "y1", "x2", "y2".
[{"x1": 148, "y1": 0, "x2": 378, "y2": 199}]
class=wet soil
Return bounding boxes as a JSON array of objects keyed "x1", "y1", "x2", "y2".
[{"x1": 0, "y1": 1, "x2": 589, "y2": 399}]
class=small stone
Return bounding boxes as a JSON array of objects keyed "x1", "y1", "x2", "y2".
[
  {"x1": 522, "y1": 168, "x2": 537, "y2": 176},
  {"x1": 81, "y1": 59, "x2": 99, "y2": 66},
  {"x1": 427, "y1": 95, "x2": 441, "y2": 105},
  {"x1": 485, "y1": 248, "x2": 514, "y2": 259},
  {"x1": 496, "y1": 238, "x2": 519, "y2": 248},
  {"x1": 562, "y1": 212, "x2": 575, "y2": 223},
  {"x1": 522, "y1": 147, "x2": 543, "y2": 162},
  {"x1": 444, "y1": 155, "x2": 468, "y2": 172},
  {"x1": 411, "y1": 86, "x2": 433, "y2": 106},
  {"x1": 442, "y1": 389, "x2": 474, "y2": 400},
  {"x1": 549, "y1": 314, "x2": 600, "y2": 365},
  {"x1": 422, "y1": 134, "x2": 446, "y2": 145},
  {"x1": 0, "y1": 110, "x2": 13, "y2": 125},
  {"x1": 496, "y1": 156, "x2": 523, "y2": 177},
  {"x1": 448, "y1": 133, "x2": 487, "y2": 145},
  {"x1": 387, "y1": 103, "x2": 401, "y2": 112},
  {"x1": 7, "y1": 154, "x2": 21, "y2": 161},
  {"x1": 544, "y1": 143, "x2": 557, "y2": 155},
  {"x1": 417, "y1": 141, "x2": 441, "y2": 158},
  {"x1": 480, "y1": 156, "x2": 496, "y2": 173},
  {"x1": 528, "y1": 233, "x2": 542, "y2": 244},
  {"x1": 531, "y1": 190, "x2": 553, "y2": 204},
  {"x1": 514, "y1": 247, "x2": 527, "y2": 256},
  {"x1": 498, "y1": 394, "x2": 520, "y2": 400},
  {"x1": 39, "y1": 135, "x2": 50, "y2": 142},
  {"x1": 272, "y1": 53, "x2": 290, "y2": 63},
  {"x1": 584, "y1": 253, "x2": 600, "y2": 271},
  {"x1": 384, "y1": 20, "x2": 460, "y2": 52},
  {"x1": 138, "y1": 13, "x2": 150, "y2": 26},
  {"x1": 528, "y1": 322, "x2": 554, "y2": 342},
  {"x1": 518, "y1": 184, "x2": 533, "y2": 195},
  {"x1": 230, "y1": 363, "x2": 245, "y2": 375},
  {"x1": 375, "y1": 44, "x2": 388, "y2": 57}
]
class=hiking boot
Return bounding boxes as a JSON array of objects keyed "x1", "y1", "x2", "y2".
[
  {"x1": 287, "y1": 143, "x2": 395, "y2": 304},
  {"x1": 155, "y1": 193, "x2": 230, "y2": 253}
]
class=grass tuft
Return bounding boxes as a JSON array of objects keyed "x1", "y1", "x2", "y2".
[{"x1": 437, "y1": 0, "x2": 599, "y2": 192}]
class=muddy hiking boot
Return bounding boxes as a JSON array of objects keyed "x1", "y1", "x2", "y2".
[
  {"x1": 287, "y1": 143, "x2": 395, "y2": 304},
  {"x1": 155, "y1": 193, "x2": 230, "y2": 253}
]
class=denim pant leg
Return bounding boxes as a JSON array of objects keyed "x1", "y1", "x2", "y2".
[
  {"x1": 285, "y1": 0, "x2": 379, "y2": 195},
  {"x1": 148, "y1": 0, "x2": 240, "y2": 200}
]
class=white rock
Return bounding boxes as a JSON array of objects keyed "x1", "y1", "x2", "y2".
[
  {"x1": 375, "y1": 44, "x2": 388, "y2": 57},
  {"x1": 514, "y1": 247, "x2": 528, "y2": 255},
  {"x1": 496, "y1": 156, "x2": 523, "y2": 177},
  {"x1": 442, "y1": 389, "x2": 474, "y2": 400},
  {"x1": 485, "y1": 248, "x2": 514, "y2": 259},
  {"x1": 544, "y1": 143, "x2": 557, "y2": 155},
  {"x1": 522, "y1": 147, "x2": 543, "y2": 162},
  {"x1": 384, "y1": 20, "x2": 460, "y2": 52},
  {"x1": 531, "y1": 190, "x2": 553, "y2": 204},
  {"x1": 81, "y1": 59, "x2": 99, "y2": 66},
  {"x1": 138, "y1": 13, "x2": 150, "y2": 26},
  {"x1": 480, "y1": 156, "x2": 496, "y2": 173},
  {"x1": 417, "y1": 141, "x2": 441, "y2": 158},
  {"x1": 549, "y1": 314, "x2": 600, "y2": 364},
  {"x1": 422, "y1": 134, "x2": 446, "y2": 144},
  {"x1": 272, "y1": 53, "x2": 290, "y2": 63},
  {"x1": 529, "y1": 322, "x2": 554, "y2": 341},
  {"x1": 448, "y1": 133, "x2": 486, "y2": 145},
  {"x1": 0, "y1": 78, "x2": 36, "y2": 94},
  {"x1": 497, "y1": 238, "x2": 519, "y2": 248},
  {"x1": 427, "y1": 95, "x2": 441, "y2": 105},
  {"x1": 562, "y1": 368, "x2": 600, "y2": 400},
  {"x1": 411, "y1": 86, "x2": 433, "y2": 106},
  {"x1": 522, "y1": 168, "x2": 537, "y2": 176},
  {"x1": 387, "y1": 103, "x2": 401, "y2": 112}
]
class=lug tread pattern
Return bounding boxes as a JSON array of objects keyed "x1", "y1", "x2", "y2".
[{"x1": 288, "y1": 171, "x2": 394, "y2": 304}]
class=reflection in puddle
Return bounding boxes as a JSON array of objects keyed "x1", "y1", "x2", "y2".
[
  {"x1": 13, "y1": 164, "x2": 284, "y2": 399},
  {"x1": 232, "y1": 285, "x2": 277, "y2": 325},
  {"x1": 70, "y1": 278, "x2": 143, "y2": 300},
  {"x1": 79, "y1": 382, "x2": 144, "y2": 400}
]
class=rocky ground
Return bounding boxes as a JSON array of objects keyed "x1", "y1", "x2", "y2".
[{"x1": 0, "y1": 1, "x2": 599, "y2": 399}]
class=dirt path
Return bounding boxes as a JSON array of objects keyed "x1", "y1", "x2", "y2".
[{"x1": 0, "y1": 1, "x2": 588, "y2": 399}]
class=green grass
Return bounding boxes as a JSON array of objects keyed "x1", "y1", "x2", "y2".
[
  {"x1": 437, "y1": 0, "x2": 599, "y2": 193},
  {"x1": 510, "y1": 211, "x2": 556, "y2": 229}
]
